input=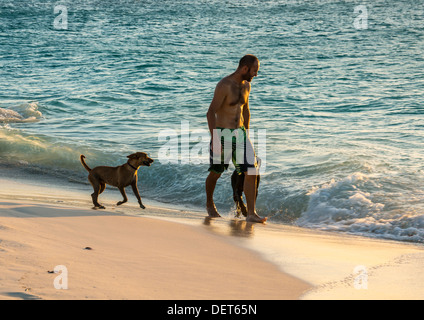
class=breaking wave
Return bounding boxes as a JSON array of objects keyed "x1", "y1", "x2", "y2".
[
  {"x1": 0, "y1": 102, "x2": 43, "y2": 123},
  {"x1": 297, "y1": 173, "x2": 424, "y2": 243}
]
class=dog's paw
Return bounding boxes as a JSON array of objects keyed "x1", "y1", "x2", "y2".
[{"x1": 140, "y1": 204, "x2": 146, "y2": 209}]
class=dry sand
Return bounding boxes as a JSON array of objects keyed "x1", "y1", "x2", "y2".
[{"x1": 0, "y1": 179, "x2": 309, "y2": 300}]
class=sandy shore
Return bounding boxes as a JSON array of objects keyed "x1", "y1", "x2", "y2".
[
  {"x1": 0, "y1": 178, "x2": 310, "y2": 300},
  {"x1": 1, "y1": 177, "x2": 423, "y2": 300}
]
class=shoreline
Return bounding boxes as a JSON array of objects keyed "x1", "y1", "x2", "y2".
[{"x1": 1, "y1": 176, "x2": 423, "y2": 300}]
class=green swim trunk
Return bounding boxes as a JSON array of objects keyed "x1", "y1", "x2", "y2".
[{"x1": 208, "y1": 126, "x2": 257, "y2": 175}]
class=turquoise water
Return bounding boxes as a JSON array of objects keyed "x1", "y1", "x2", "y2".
[{"x1": 1, "y1": 0, "x2": 424, "y2": 242}]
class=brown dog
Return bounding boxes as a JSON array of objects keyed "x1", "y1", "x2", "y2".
[
  {"x1": 231, "y1": 157, "x2": 261, "y2": 218},
  {"x1": 231, "y1": 171, "x2": 260, "y2": 218},
  {"x1": 80, "y1": 152, "x2": 154, "y2": 209}
]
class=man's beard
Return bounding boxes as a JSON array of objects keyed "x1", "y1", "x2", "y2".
[{"x1": 242, "y1": 69, "x2": 253, "y2": 82}]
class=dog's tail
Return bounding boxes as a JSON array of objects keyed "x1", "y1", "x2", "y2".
[{"x1": 80, "y1": 155, "x2": 92, "y2": 172}]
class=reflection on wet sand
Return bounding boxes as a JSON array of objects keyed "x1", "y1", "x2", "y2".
[{"x1": 203, "y1": 217, "x2": 255, "y2": 238}]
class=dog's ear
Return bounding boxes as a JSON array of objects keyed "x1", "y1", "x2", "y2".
[{"x1": 127, "y1": 153, "x2": 138, "y2": 160}]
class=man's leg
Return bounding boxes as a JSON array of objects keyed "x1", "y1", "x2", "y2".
[
  {"x1": 239, "y1": 129, "x2": 267, "y2": 223},
  {"x1": 206, "y1": 171, "x2": 222, "y2": 217},
  {"x1": 244, "y1": 170, "x2": 267, "y2": 223}
]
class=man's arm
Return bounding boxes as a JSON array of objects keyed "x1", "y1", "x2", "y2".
[
  {"x1": 242, "y1": 83, "x2": 251, "y2": 129},
  {"x1": 243, "y1": 98, "x2": 250, "y2": 129},
  {"x1": 206, "y1": 82, "x2": 227, "y2": 136},
  {"x1": 207, "y1": 81, "x2": 227, "y2": 155}
]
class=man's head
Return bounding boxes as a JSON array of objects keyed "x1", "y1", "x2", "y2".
[{"x1": 238, "y1": 54, "x2": 260, "y2": 82}]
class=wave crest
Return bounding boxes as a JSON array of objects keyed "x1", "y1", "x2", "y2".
[
  {"x1": 297, "y1": 173, "x2": 424, "y2": 243},
  {"x1": 0, "y1": 102, "x2": 43, "y2": 123}
]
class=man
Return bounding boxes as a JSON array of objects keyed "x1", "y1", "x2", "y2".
[{"x1": 205, "y1": 55, "x2": 267, "y2": 223}]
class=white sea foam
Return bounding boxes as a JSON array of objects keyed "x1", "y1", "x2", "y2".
[
  {"x1": 0, "y1": 102, "x2": 42, "y2": 123},
  {"x1": 297, "y1": 173, "x2": 424, "y2": 243}
]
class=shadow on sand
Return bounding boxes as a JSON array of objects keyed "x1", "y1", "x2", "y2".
[{"x1": 0, "y1": 201, "x2": 120, "y2": 218}]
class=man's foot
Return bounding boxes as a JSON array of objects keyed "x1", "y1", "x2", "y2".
[
  {"x1": 246, "y1": 212, "x2": 267, "y2": 223},
  {"x1": 207, "y1": 205, "x2": 222, "y2": 218}
]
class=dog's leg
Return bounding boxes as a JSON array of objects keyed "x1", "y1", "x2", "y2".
[
  {"x1": 237, "y1": 174, "x2": 248, "y2": 217},
  {"x1": 231, "y1": 171, "x2": 241, "y2": 217},
  {"x1": 99, "y1": 182, "x2": 106, "y2": 194},
  {"x1": 231, "y1": 171, "x2": 239, "y2": 203},
  {"x1": 256, "y1": 175, "x2": 260, "y2": 200},
  {"x1": 88, "y1": 175, "x2": 105, "y2": 209},
  {"x1": 131, "y1": 181, "x2": 145, "y2": 209},
  {"x1": 117, "y1": 187, "x2": 128, "y2": 206},
  {"x1": 238, "y1": 198, "x2": 248, "y2": 217},
  {"x1": 232, "y1": 171, "x2": 247, "y2": 217}
]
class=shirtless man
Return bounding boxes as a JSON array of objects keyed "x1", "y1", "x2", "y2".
[{"x1": 205, "y1": 55, "x2": 267, "y2": 223}]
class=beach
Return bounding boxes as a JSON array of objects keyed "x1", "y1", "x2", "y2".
[
  {"x1": 0, "y1": 176, "x2": 423, "y2": 300},
  {"x1": 0, "y1": 177, "x2": 311, "y2": 300},
  {"x1": 1, "y1": 0, "x2": 424, "y2": 302}
]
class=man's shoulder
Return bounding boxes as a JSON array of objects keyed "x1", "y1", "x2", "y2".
[
  {"x1": 215, "y1": 77, "x2": 233, "y2": 91},
  {"x1": 217, "y1": 76, "x2": 232, "y2": 86},
  {"x1": 216, "y1": 76, "x2": 251, "y2": 91}
]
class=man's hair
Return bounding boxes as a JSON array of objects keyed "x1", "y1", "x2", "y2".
[{"x1": 238, "y1": 54, "x2": 259, "y2": 69}]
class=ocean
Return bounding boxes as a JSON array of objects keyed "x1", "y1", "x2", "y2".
[{"x1": 1, "y1": 0, "x2": 424, "y2": 243}]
